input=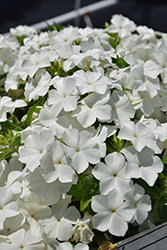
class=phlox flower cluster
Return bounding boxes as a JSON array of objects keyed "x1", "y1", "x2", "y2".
[{"x1": 0, "y1": 13, "x2": 167, "y2": 249}]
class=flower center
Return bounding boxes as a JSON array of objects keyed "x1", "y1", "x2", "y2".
[
  {"x1": 111, "y1": 209, "x2": 115, "y2": 213},
  {"x1": 133, "y1": 202, "x2": 137, "y2": 207}
]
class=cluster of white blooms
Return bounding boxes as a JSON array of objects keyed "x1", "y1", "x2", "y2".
[{"x1": 0, "y1": 14, "x2": 167, "y2": 249}]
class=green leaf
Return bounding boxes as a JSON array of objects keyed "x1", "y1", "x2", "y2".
[
  {"x1": 107, "y1": 33, "x2": 120, "y2": 49},
  {"x1": 162, "y1": 157, "x2": 167, "y2": 164},
  {"x1": 46, "y1": 22, "x2": 64, "y2": 32},
  {"x1": 80, "y1": 198, "x2": 92, "y2": 211},
  {"x1": 67, "y1": 174, "x2": 99, "y2": 211},
  {"x1": 23, "y1": 105, "x2": 36, "y2": 128},
  {"x1": 0, "y1": 132, "x2": 21, "y2": 161},
  {"x1": 0, "y1": 73, "x2": 7, "y2": 80},
  {"x1": 0, "y1": 120, "x2": 21, "y2": 131},
  {"x1": 112, "y1": 56, "x2": 129, "y2": 68}
]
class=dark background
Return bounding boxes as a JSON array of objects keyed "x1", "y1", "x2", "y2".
[{"x1": 0, "y1": 0, "x2": 167, "y2": 34}]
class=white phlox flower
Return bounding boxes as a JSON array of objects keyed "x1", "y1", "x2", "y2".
[
  {"x1": 55, "y1": 43, "x2": 81, "y2": 59},
  {"x1": 118, "y1": 121, "x2": 156, "y2": 152},
  {"x1": 122, "y1": 145, "x2": 163, "y2": 186},
  {"x1": 0, "y1": 213, "x2": 26, "y2": 236},
  {"x1": 154, "y1": 41, "x2": 167, "y2": 84},
  {"x1": 92, "y1": 125, "x2": 108, "y2": 158},
  {"x1": 22, "y1": 49, "x2": 50, "y2": 77},
  {"x1": 108, "y1": 90, "x2": 135, "y2": 127},
  {"x1": 63, "y1": 48, "x2": 101, "y2": 71},
  {"x1": 0, "y1": 228, "x2": 46, "y2": 250},
  {"x1": 24, "y1": 69, "x2": 51, "y2": 101},
  {"x1": 57, "y1": 242, "x2": 89, "y2": 250},
  {"x1": 61, "y1": 128, "x2": 100, "y2": 173},
  {"x1": 19, "y1": 130, "x2": 55, "y2": 172},
  {"x1": 26, "y1": 167, "x2": 72, "y2": 205},
  {"x1": 17, "y1": 196, "x2": 52, "y2": 231},
  {"x1": 73, "y1": 92, "x2": 111, "y2": 128},
  {"x1": 23, "y1": 32, "x2": 50, "y2": 50},
  {"x1": 108, "y1": 14, "x2": 136, "y2": 37},
  {"x1": 0, "y1": 96, "x2": 26, "y2": 122},
  {"x1": 41, "y1": 198, "x2": 80, "y2": 241},
  {"x1": 0, "y1": 47, "x2": 17, "y2": 73},
  {"x1": 52, "y1": 26, "x2": 80, "y2": 47},
  {"x1": 0, "y1": 186, "x2": 20, "y2": 230},
  {"x1": 40, "y1": 140, "x2": 74, "y2": 183},
  {"x1": 74, "y1": 69, "x2": 111, "y2": 95},
  {"x1": 0, "y1": 156, "x2": 22, "y2": 187},
  {"x1": 91, "y1": 189, "x2": 135, "y2": 236},
  {"x1": 131, "y1": 62, "x2": 161, "y2": 98},
  {"x1": 127, "y1": 88, "x2": 160, "y2": 117},
  {"x1": 48, "y1": 76, "x2": 78, "y2": 116},
  {"x1": 10, "y1": 25, "x2": 37, "y2": 36},
  {"x1": 92, "y1": 152, "x2": 130, "y2": 195},
  {"x1": 72, "y1": 212, "x2": 94, "y2": 244},
  {"x1": 124, "y1": 183, "x2": 152, "y2": 225}
]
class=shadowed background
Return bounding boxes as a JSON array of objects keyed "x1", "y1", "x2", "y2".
[{"x1": 0, "y1": 0, "x2": 167, "y2": 34}]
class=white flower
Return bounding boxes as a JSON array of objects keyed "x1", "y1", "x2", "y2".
[
  {"x1": 41, "y1": 198, "x2": 80, "y2": 241},
  {"x1": 26, "y1": 167, "x2": 72, "y2": 205},
  {"x1": 17, "y1": 197, "x2": 52, "y2": 229},
  {"x1": 63, "y1": 48, "x2": 101, "y2": 71},
  {"x1": 57, "y1": 242, "x2": 89, "y2": 250},
  {"x1": 48, "y1": 76, "x2": 78, "y2": 116},
  {"x1": 118, "y1": 121, "x2": 156, "y2": 152},
  {"x1": 0, "y1": 228, "x2": 46, "y2": 250},
  {"x1": 122, "y1": 146, "x2": 163, "y2": 186},
  {"x1": 22, "y1": 49, "x2": 50, "y2": 77},
  {"x1": 0, "y1": 47, "x2": 17, "y2": 73},
  {"x1": 74, "y1": 70, "x2": 110, "y2": 94},
  {"x1": 154, "y1": 43, "x2": 167, "y2": 84},
  {"x1": 52, "y1": 26, "x2": 80, "y2": 46},
  {"x1": 19, "y1": 130, "x2": 55, "y2": 172},
  {"x1": 0, "y1": 96, "x2": 26, "y2": 122},
  {"x1": 124, "y1": 184, "x2": 152, "y2": 224},
  {"x1": 61, "y1": 128, "x2": 100, "y2": 173},
  {"x1": 0, "y1": 213, "x2": 25, "y2": 236},
  {"x1": 24, "y1": 69, "x2": 51, "y2": 101},
  {"x1": 10, "y1": 25, "x2": 37, "y2": 36},
  {"x1": 92, "y1": 152, "x2": 130, "y2": 195},
  {"x1": 108, "y1": 90, "x2": 135, "y2": 127},
  {"x1": 0, "y1": 186, "x2": 20, "y2": 230},
  {"x1": 72, "y1": 212, "x2": 94, "y2": 243},
  {"x1": 91, "y1": 189, "x2": 135, "y2": 236},
  {"x1": 40, "y1": 140, "x2": 74, "y2": 183},
  {"x1": 108, "y1": 14, "x2": 136, "y2": 37},
  {"x1": 131, "y1": 62, "x2": 160, "y2": 98},
  {"x1": 73, "y1": 92, "x2": 111, "y2": 128},
  {"x1": 127, "y1": 89, "x2": 160, "y2": 117}
]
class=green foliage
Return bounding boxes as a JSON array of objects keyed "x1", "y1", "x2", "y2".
[
  {"x1": 162, "y1": 157, "x2": 167, "y2": 164},
  {"x1": 21, "y1": 96, "x2": 46, "y2": 129},
  {"x1": 0, "y1": 131, "x2": 21, "y2": 161},
  {"x1": 67, "y1": 173, "x2": 99, "y2": 211},
  {"x1": 15, "y1": 35, "x2": 27, "y2": 46},
  {"x1": 107, "y1": 33, "x2": 121, "y2": 49},
  {"x1": 46, "y1": 22, "x2": 64, "y2": 32},
  {"x1": 106, "y1": 134, "x2": 125, "y2": 153},
  {"x1": 0, "y1": 73, "x2": 7, "y2": 80},
  {"x1": 112, "y1": 56, "x2": 129, "y2": 68},
  {"x1": 46, "y1": 58, "x2": 65, "y2": 77}
]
